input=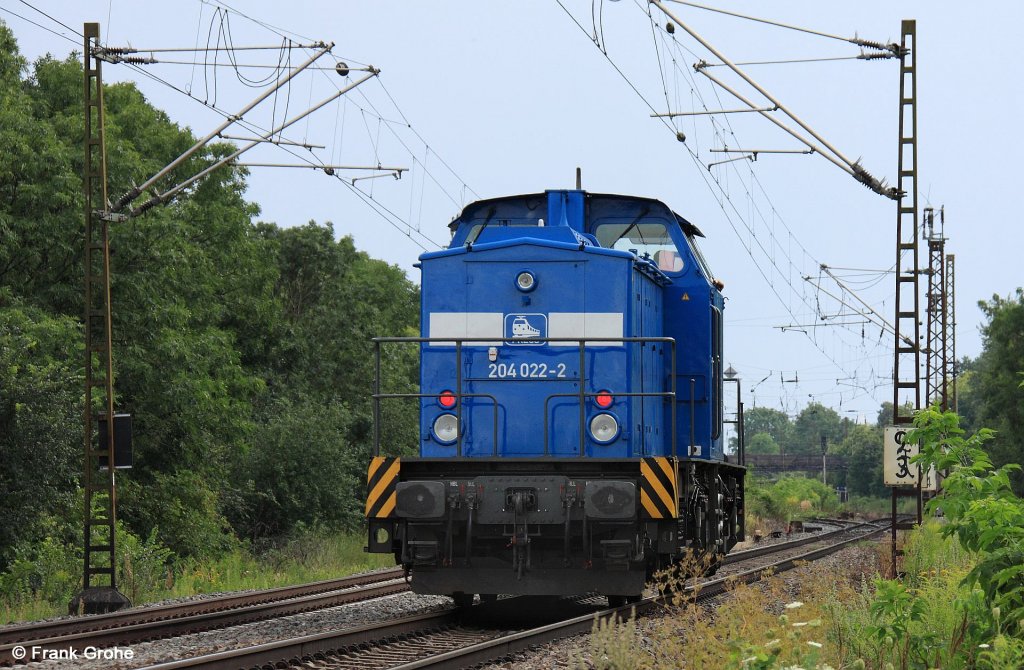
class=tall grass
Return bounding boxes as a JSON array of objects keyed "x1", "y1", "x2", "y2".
[
  {"x1": 167, "y1": 533, "x2": 390, "y2": 598},
  {"x1": 1, "y1": 531, "x2": 390, "y2": 624},
  {"x1": 825, "y1": 522, "x2": 981, "y2": 669},
  {"x1": 576, "y1": 522, "x2": 1004, "y2": 669}
]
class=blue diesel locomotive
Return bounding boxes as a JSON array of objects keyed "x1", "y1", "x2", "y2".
[{"x1": 366, "y1": 189, "x2": 744, "y2": 605}]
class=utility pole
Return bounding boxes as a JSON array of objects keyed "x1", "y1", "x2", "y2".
[
  {"x1": 944, "y1": 253, "x2": 957, "y2": 413},
  {"x1": 69, "y1": 25, "x2": 381, "y2": 614},
  {"x1": 821, "y1": 434, "x2": 827, "y2": 485},
  {"x1": 892, "y1": 20, "x2": 921, "y2": 449},
  {"x1": 889, "y1": 19, "x2": 922, "y2": 578},
  {"x1": 70, "y1": 22, "x2": 130, "y2": 615},
  {"x1": 924, "y1": 206, "x2": 948, "y2": 411}
]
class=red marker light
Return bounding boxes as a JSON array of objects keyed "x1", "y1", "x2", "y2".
[
  {"x1": 595, "y1": 392, "x2": 614, "y2": 408},
  {"x1": 438, "y1": 391, "x2": 457, "y2": 408}
]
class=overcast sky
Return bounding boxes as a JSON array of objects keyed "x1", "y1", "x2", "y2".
[{"x1": 6, "y1": 1, "x2": 1021, "y2": 427}]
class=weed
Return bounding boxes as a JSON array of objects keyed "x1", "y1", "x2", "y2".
[{"x1": 0, "y1": 530, "x2": 389, "y2": 624}]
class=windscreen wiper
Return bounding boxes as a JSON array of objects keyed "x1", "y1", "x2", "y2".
[
  {"x1": 467, "y1": 206, "x2": 497, "y2": 246},
  {"x1": 612, "y1": 206, "x2": 651, "y2": 248}
]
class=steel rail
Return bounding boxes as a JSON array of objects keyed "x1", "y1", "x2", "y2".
[
  {"x1": 0, "y1": 568, "x2": 403, "y2": 645},
  {"x1": 723, "y1": 517, "x2": 877, "y2": 565},
  {"x1": 0, "y1": 569, "x2": 407, "y2": 664},
  {"x1": 138, "y1": 521, "x2": 887, "y2": 670},
  {"x1": 139, "y1": 609, "x2": 463, "y2": 670}
]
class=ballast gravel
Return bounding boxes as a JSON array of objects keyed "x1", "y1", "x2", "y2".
[{"x1": 17, "y1": 589, "x2": 450, "y2": 669}]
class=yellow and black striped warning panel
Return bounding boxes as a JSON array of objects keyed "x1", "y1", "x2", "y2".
[
  {"x1": 639, "y1": 457, "x2": 678, "y2": 518},
  {"x1": 365, "y1": 456, "x2": 400, "y2": 518}
]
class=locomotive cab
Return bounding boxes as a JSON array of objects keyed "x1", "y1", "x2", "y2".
[{"x1": 366, "y1": 190, "x2": 744, "y2": 604}]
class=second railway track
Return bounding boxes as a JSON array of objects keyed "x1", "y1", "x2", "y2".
[{"x1": 0, "y1": 568, "x2": 408, "y2": 666}]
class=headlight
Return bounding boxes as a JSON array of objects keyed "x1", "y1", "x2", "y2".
[
  {"x1": 432, "y1": 413, "x2": 459, "y2": 444},
  {"x1": 589, "y1": 413, "x2": 620, "y2": 444},
  {"x1": 515, "y1": 270, "x2": 537, "y2": 292}
]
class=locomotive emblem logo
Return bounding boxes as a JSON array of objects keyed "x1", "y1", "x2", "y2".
[{"x1": 504, "y1": 313, "x2": 546, "y2": 345}]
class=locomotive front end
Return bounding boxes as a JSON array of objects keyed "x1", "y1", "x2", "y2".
[{"x1": 366, "y1": 190, "x2": 744, "y2": 604}]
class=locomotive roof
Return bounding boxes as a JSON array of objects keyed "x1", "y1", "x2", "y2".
[{"x1": 446, "y1": 191, "x2": 705, "y2": 239}]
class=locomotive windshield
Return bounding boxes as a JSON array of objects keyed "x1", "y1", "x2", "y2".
[
  {"x1": 594, "y1": 220, "x2": 685, "y2": 273},
  {"x1": 463, "y1": 217, "x2": 541, "y2": 245}
]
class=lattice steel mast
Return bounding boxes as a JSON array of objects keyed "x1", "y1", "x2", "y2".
[
  {"x1": 944, "y1": 253, "x2": 957, "y2": 412},
  {"x1": 924, "y1": 206, "x2": 948, "y2": 410},
  {"x1": 71, "y1": 22, "x2": 130, "y2": 614},
  {"x1": 892, "y1": 20, "x2": 921, "y2": 433},
  {"x1": 889, "y1": 21, "x2": 923, "y2": 575},
  {"x1": 71, "y1": 21, "x2": 380, "y2": 613}
]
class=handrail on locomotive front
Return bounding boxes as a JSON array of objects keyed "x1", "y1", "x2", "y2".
[{"x1": 371, "y1": 336, "x2": 687, "y2": 458}]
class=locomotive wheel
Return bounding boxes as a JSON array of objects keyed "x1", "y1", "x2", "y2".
[{"x1": 607, "y1": 595, "x2": 627, "y2": 608}]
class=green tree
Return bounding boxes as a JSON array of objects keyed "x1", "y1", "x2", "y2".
[
  {"x1": 741, "y1": 407, "x2": 792, "y2": 451},
  {"x1": 264, "y1": 222, "x2": 418, "y2": 401},
  {"x1": 952, "y1": 358, "x2": 979, "y2": 430},
  {"x1": 910, "y1": 407, "x2": 1024, "y2": 639},
  {"x1": 962, "y1": 290, "x2": 1024, "y2": 493},
  {"x1": 875, "y1": 400, "x2": 914, "y2": 429},
  {"x1": 0, "y1": 23, "x2": 423, "y2": 567},
  {"x1": 0, "y1": 36, "x2": 81, "y2": 315},
  {"x1": 260, "y1": 222, "x2": 420, "y2": 451},
  {"x1": 0, "y1": 28, "x2": 278, "y2": 559},
  {"x1": 836, "y1": 423, "x2": 887, "y2": 497},
  {"x1": 876, "y1": 401, "x2": 894, "y2": 429},
  {"x1": 789, "y1": 402, "x2": 843, "y2": 455},
  {"x1": 0, "y1": 303, "x2": 82, "y2": 566},
  {"x1": 746, "y1": 431, "x2": 780, "y2": 455},
  {"x1": 228, "y1": 399, "x2": 366, "y2": 540}
]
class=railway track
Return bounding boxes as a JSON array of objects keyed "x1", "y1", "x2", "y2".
[
  {"x1": 134, "y1": 518, "x2": 888, "y2": 670},
  {"x1": 0, "y1": 568, "x2": 407, "y2": 666}
]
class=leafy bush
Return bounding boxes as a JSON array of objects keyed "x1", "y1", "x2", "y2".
[
  {"x1": 117, "y1": 525, "x2": 174, "y2": 604},
  {"x1": 827, "y1": 407, "x2": 1024, "y2": 669},
  {"x1": 850, "y1": 524, "x2": 988, "y2": 669},
  {"x1": 227, "y1": 398, "x2": 368, "y2": 541},
  {"x1": 746, "y1": 474, "x2": 839, "y2": 525},
  {"x1": 121, "y1": 472, "x2": 238, "y2": 561},
  {"x1": 0, "y1": 513, "x2": 177, "y2": 620},
  {"x1": 910, "y1": 407, "x2": 1024, "y2": 635}
]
